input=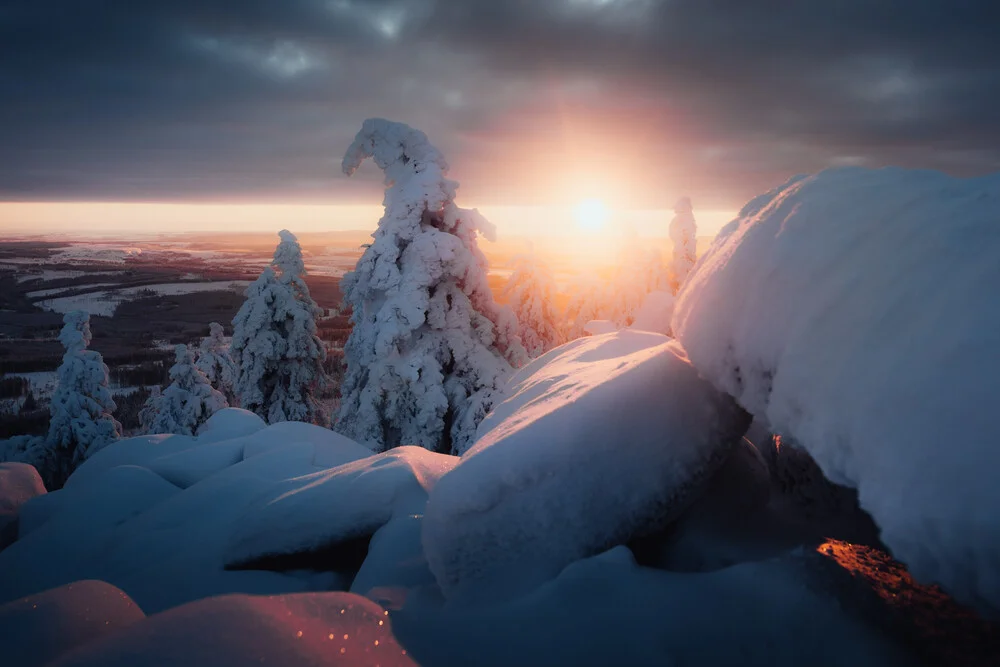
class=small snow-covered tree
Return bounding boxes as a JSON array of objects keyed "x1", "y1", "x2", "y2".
[
  {"x1": 337, "y1": 118, "x2": 526, "y2": 455},
  {"x1": 138, "y1": 385, "x2": 162, "y2": 435},
  {"x1": 142, "y1": 345, "x2": 227, "y2": 436},
  {"x1": 231, "y1": 230, "x2": 327, "y2": 425},
  {"x1": 503, "y1": 254, "x2": 564, "y2": 357},
  {"x1": 564, "y1": 274, "x2": 610, "y2": 340},
  {"x1": 195, "y1": 322, "x2": 236, "y2": 400},
  {"x1": 669, "y1": 196, "x2": 697, "y2": 293},
  {"x1": 40, "y1": 311, "x2": 121, "y2": 488}
]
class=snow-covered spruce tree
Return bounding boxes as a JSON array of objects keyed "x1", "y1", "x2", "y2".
[
  {"x1": 195, "y1": 322, "x2": 237, "y2": 401},
  {"x1": 138, "y1": 385, "x2": 162, "y2": 435},
  {"x1": 142, "y1": 345, "x2": 227, "y2": 436},
  {"x1": 39, "y1": 311, "x2": 121, "y2": 488},
  {"x1": 564, "y1": 274, "x2": 610, "y2": 340},
  {"x1": 668, "y1": 196, "x2": 697, "y2": 293},
  {"x1": 230, "y1": 230, "x2": 327, "y2": 425},
  {"x1": 503, "y1": 254, "x2": 564, "y2": 357},
  {"x1": 336, "y1": 118, "x2": 526, "y2": 455}
]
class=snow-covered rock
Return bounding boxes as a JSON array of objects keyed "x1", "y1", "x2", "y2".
[
  {"x1": 672, "y1": 167, "x2": 1000, "y2": 610},
  {"x1": 195, "y1": 407, "x2": 266, "y2": 443},
  {"x1": 48, "y1": 592, "x2": 415, "y2": 667},
  {"x1": 0, "y1": 465, "x2": 180, "y2": 603},
  {"x1": 392, "y1": 546, "x2": 914, "y2": 667},
  {"x1": 0, "y1": 462, "x2": 46, "y2": 549},
  {"x1": 0, "y1": 421, "x2": 375, "y2": 612},
  {"x1": 422, "y1": 331, "x2": 750, "y2": 603},
  {"x1": 224, "y1": 447, "x2": 456, "y2": 588},
  {"x1": 629, "y1": 290, "x2": 675, "y2": 335},
  {"x1": 0, "y1": 580, "x2": 144, "y2": 667}
]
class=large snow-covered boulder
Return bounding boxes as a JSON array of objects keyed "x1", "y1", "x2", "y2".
[
  {"x1": 195, "y1": 408, "x2": 267, "y2": 442},
  {"x1": 0, "y1": 462, "x2": 46, "y2": 550},
  {"x1": 422, "y1": 331, "x2": 750, "y2": 603},
  {"x1": 0, "y1": 580, "x2": 145, "y2": 667},
  {"x1": 48, "y1": 592, "x2": 415, "y2": 667},
  {"x1": 672, "y1": 167, "x2": 1000, "y2": 610},
  {"x1": 225, "y1": 447, "x2": 455, "y2": 571},
  {"x1": 0, "y1": 422, "x2": 376, "y2": 613}
]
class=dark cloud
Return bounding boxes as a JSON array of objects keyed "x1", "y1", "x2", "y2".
[{"x1": 1, "y1": 0, "x2": 998, "y2": 208}]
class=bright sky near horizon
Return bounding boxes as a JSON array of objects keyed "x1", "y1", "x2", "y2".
[{"x1": 0, "y1": 202, "x2": 737, "y2": 239}]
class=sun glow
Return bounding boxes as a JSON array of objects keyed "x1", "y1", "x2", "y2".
[{"x1": 573, "y1": 198, "x2": 608, "y2": 232}]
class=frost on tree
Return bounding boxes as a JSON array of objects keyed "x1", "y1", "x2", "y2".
[
  {"x1": 195, "y1": 322, "x2": 237, "y2": 401},
  {"x1": 337, "y1": 118, "x2": 526, "y2": 455},
  {"x1": 40, "y1": 311, "x2": 122, "y2": 488},
  {"x1": 669, "y1": 196, "x2": 698, "y2": 293},
  {"x1": 503, "y1": 254, "x2": 564, "y2": 357},
  {"x1": 608, "y1": 246, "x2": 668, "y2": 327},
  {"x1": 230, "y1": 230, "x2": 327, "y2": 426},
  {"x1": 142, "y1": 345, "x2": 227, "y2": 436}
]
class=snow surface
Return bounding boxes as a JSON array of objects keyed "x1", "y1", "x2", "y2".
[
  {"x1": 672, "y1": 166, "x2": 1000, "y2": 611},
  {"x1": 393, "y1": 546, "x2": 914, "y2": 667},
  {"x1": 422, "y1": 331, "x2": 750, "y2": 603},
  {"x1": 49, "y1": 592, "x2": 415, "y2": 667},
  {"x1": 0, "y1": 462, "x2": 46, "y2": 548},
  {"x1": 224, "y1": 447, "x2": 455, "y2": 572},
  {"x1": 0, "y1": 580, "x2": 145, "y2": 667}
]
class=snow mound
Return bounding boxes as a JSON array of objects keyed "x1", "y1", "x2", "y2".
[
  {"x1": 195, "y1": 407, "x2": 266, "y2": 442},
  {"x1": 224, "y1": 447, "x2": 456, "y2": 571},
  {"x1": 0, "y1": 462, "x2": 46, "y2": 549},
  {"x1": 672, "y1": 167, "x2": 1000, "y2": 610},
  {"x1": 0, "y1": 465, "x2": 180, "y2": 603},
  {"x1": 629, "y1": 289, "x2": 675, "y2": 335},
  {"x1": 46, "y1": 592, "x2": 415, "y2": 667},
  {"x1": 423, "y1": 331, "x2": 750, "y2": 602},
  {"x1": 0, "y1": 419, "x2": 375, "y2": 612},
  {"x1": 392, "y1": 546, "x2": 913, "y2": 667},
  {"x1": 0, "y1": 581, "x2": 144, "y2": 667}
]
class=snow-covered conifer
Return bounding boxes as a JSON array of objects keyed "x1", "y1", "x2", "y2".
[
  {"x1": 336, "y1": 118, "x2": 526, "y2": 455},
  {"x1": 231, "y1": 231, "x2": 327, "y2": 425},
  {"x1": 195, "y1": 322, "x2": 236, "y2": 400},
  {"x1": 40, "y1": 311, "x2": 121, "y2": 488},
  {"x1": 669, "y1": 196, "x2": 698, "y2": 293},
  {"x1": 138, "y1": 385, "x2": 163, "y2": 435},
  {"x1": 605, "y1": 245, "x2": 667, "y2": 328},
  {"x1": 142, "y1": 345, "x2": 227, "y2": 436},
  {"x1": 564, "y1": 274, "x2": 610, "y2": 340},
  {"x1": 503, "y1": 254, "x2": 564, "y2": 357}
]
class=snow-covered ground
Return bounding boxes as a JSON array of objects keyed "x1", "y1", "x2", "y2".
[
  {"x1": 26, "y1": 283, "x2": 122, "y2": 300},
  {"x1": 34, "y1": 281, "x2": 251, "y2": 317}
]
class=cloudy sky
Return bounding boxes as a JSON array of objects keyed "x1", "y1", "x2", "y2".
[{"x1": 1, "y1": 0, "x2": 998, "y2": 233}]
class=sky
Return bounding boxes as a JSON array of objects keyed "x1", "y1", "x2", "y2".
[{"x1": 1, "y1": 0, "x2": 999, "y2": 237}]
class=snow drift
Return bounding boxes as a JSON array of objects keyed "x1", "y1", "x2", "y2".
[
  {"x1": 422, "y1": 331, "x2": 750, "y2": 602},
  {"x1": 672, "y1": 166, "x2": 1000, "y2": 611}
]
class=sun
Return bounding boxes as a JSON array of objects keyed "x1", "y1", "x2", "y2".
[{"x1": 574, "y1": 198, "x2": 608, "y2": 232}]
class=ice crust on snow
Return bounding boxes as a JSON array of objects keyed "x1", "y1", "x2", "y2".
[
  {"x1": 422, "y1": 331, "x2": 750, "y2": 602},
  {"x1": 673, "y1": 166, "x2": 1000, "y2": 610}
]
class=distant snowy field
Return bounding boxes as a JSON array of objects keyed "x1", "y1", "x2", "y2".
[{"x1": 34, "y1": 281, "x2": 251, "y2": 317}]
